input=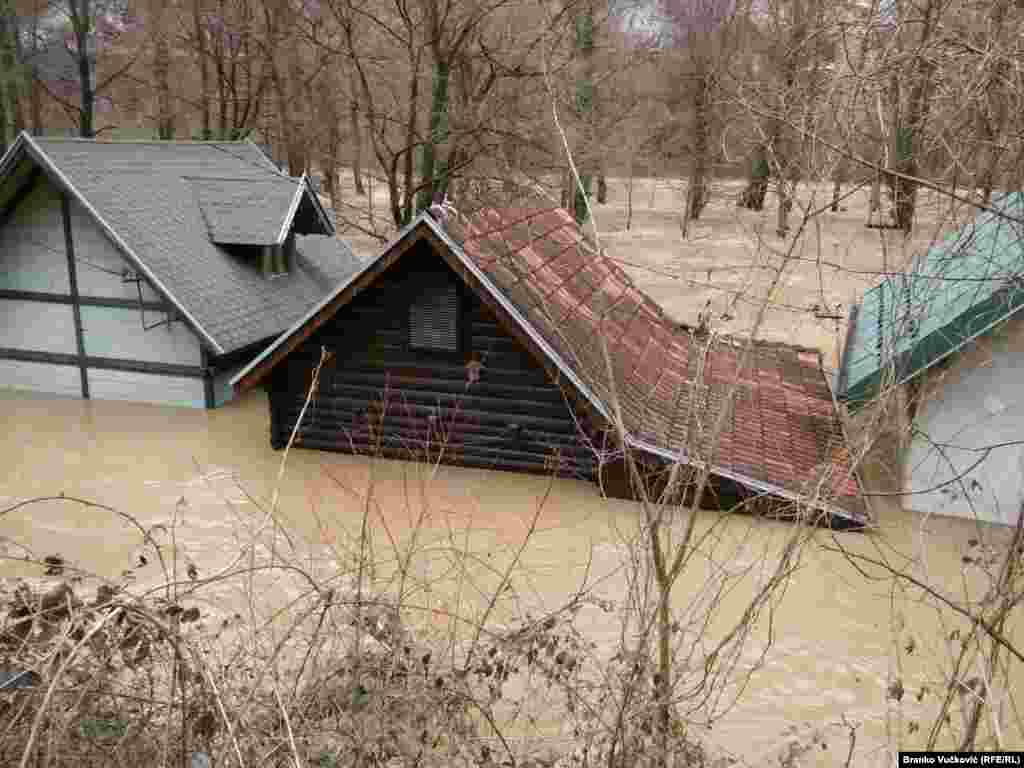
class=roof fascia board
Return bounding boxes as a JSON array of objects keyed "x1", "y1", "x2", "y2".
[
  {"x1": 231, "y1": 214, "x2": 427, "y2": 390},
  {"x1": 21, "y1": 134, "x2": 226, "y2": 355},
  {"x1": 277, "y1": 174, "x2": 306, "y2": 244}
]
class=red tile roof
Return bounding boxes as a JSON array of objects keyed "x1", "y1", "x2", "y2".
[{"x1": 442, "y1": 204, "x2": 865, "y2": 522}]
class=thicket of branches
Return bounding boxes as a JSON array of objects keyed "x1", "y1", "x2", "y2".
[
  {"x1": 1, "y1": 0, "x2": 1023, "y2": 763},
  {"x1": 1, "y1": 0, "x2": 1018, "y2": 233}
]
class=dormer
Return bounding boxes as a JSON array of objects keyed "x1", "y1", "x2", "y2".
[{"x1": 188, "y1": 174, "x2": 332, "y2": 277}]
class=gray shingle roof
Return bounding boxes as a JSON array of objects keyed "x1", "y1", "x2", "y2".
[
  {"x1": 189, "y1": 176, "x2": 300, "y2": 245},
  {"x1": 23, "y1": 136, "x2": 362, "y2": 354}
]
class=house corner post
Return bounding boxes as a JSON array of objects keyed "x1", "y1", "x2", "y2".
[
  {"x1": 61, "y1": 192, "x2": 89, "y2": 398},
  {"x1": 201, "y1": 347, "x2": 215, "y2": 409}
]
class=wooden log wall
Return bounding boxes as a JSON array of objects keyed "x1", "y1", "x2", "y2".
[{"x1": 267, "y1": 240, "x2": 598, "y2": 480}]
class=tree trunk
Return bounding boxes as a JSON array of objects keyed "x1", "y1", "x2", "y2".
[
  {"x1": 193, "y1": 0, "x2": 211, "y2": 138},
  {"x1": 0, "y1": 86, "x2": 7, "y2": 156},
  {"x1": 561, "y1": 168, "x2": 571, "y2": 210},
  {"x1": 70, "y1": 0, "x2": 94, "y2": 138},
  {"x1": 978, "y1": 2, "x2": 1009, "y2": 207},
  {"x1": 831, "y1": 157, "x2": 846, "y2": 212},
  {"x1": 287, "y1": 46, "x2": 308, "y2": 174},
  {"x1": 572, "y1": 3, "x2": 595, "y2": 226},
  {"x1": 776, "y1": 176, "x2": 792, "y2": 238},
  {"x1": 625, "y1": 137, "x2": 635, "y2": 230},
  {"x1": 154, "y1": 26, "x2": 174, "y2": 139},
  {"x1": 739, "y1": 144, "x2": 768, "y2": 211},
  {"x1": 29, "y1": 73, "x2": 41, "y2": 134},
  {"x1": 396, "y1": 48, "x2": 422, "y2": 227},
  {"x1": 687, "y1": 69, "x2": 711, "y2": 223},
  {"x1": 417, "y1": 58, "x2": 450, "y2": 213},
  {"x1": 323, "y1": 98, "x2": 340, "y2": 213},
  {"x1": 350, "y1": 83, "x2": 365, "y2": 195},
  {"x1": 890, "y1": 0, "x2": 939, "y2": 235},
  {"x1": 0, "y1": 5, "x2": 17, "y2": 153}
]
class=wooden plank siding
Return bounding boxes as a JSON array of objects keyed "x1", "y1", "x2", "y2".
[{"x1": 267, "y1": 240, "x2": 598, "y2": 480}]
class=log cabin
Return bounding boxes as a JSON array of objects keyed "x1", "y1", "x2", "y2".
[{"x1": 233, "y1": 201, "x2": 867, "y2": 525}]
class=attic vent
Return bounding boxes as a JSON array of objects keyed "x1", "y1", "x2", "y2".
[{"x1": 410, "y1": 272, "x2": 459, "y2": 352}]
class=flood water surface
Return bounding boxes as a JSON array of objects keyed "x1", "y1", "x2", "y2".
[{"x1": 1, "y1": 389, "x2": 1020, "y2": 765}]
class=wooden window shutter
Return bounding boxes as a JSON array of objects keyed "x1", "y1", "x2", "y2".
[{"x1": 410, "y1": 272, "x2": 459, "y2": 352}]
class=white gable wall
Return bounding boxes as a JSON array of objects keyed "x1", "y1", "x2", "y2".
[
  {"x1": 0, "y1": 300, "x2": 77, "y2": 353},
  {"x1": 904, "y1": 312, "x2": 1024, "y2": 526},
  {"x1": 0, "y1": 182, "x2": 71, "y2": 293},
  {"x1": 68, "y1": 197, "x2": 162, "y2": 303},
  {"x1": 0, "y1": 173, "x2": 220, "y2": 408}
]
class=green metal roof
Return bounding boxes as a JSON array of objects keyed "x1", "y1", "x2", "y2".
[{"x1": 838, "y1": 192, "x2": 1024, "y2": 405}]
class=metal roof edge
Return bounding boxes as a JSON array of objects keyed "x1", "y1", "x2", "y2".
[
  {"x1": 34, "y1": 136, "x2": 254, "y2": 146},
  {"x1": 897, "y1": 292, "x2": 1024, "y2": 390},
  {"x1": 835, "y1": 302, "x2": 860, "y2": 399},
  {"x1": 624, "y1": 436, "x2": 867, "y2": 526},
  {"x1": 230, "y1": 214, "x2": 429, "y2": 389},
  {"x1": 277, "y1": 174, "x2": 307, "y2": 244},
  {"x1": 0, "y1": 132, "x2": 30, "y2": 179},
  {"x1": 21, "y1": 134, "x2": 226, "y2": 355}
]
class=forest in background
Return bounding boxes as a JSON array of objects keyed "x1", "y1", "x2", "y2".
[{"x1": 2, "y1": 0, "x2": 1023, "y2": 239}]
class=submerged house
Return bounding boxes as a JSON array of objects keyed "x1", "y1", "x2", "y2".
[
  {"x1": 836, "y1": 193, "x2": 1024, "y2": 526},
  {"x1": 0, "y1": 131, "x2": 360, "y2": 408},
  {"x1": 232, "y1": 202, "x2": 866, "y2": 525}
]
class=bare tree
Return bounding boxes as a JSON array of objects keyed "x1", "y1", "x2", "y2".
[
  {"x1": 0, "y1": 0, "x2": 22, "y2": 151},
  {"x1": 657, "y1": 0, "x2": 740, "y2": 231}
]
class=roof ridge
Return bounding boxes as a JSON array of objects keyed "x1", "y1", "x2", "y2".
[
  {"x1": 34, "y1": 137, "x2": 252, "y2": 146},
  {"x1": 183, "y1": 174, "x2": 298, "y2": 182}
]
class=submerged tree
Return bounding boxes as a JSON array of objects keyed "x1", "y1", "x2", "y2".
[
  {"x1": 0, "y1": 0, "x2": 21, "y2": 152},
  {"x1": 658, "y1": 0, "x2": 740, "y2": 229}
]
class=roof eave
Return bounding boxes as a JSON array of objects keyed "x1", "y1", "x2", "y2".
[
  {"x1": 624, "y1": 436, "x2": 868, "y2": 527},
  {"x1": 21, "y1": 133, "x2": 226, "y2": 356}
]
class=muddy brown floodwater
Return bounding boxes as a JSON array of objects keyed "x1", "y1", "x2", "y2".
[
  {"x1": 2, "y1": 389, "x2": 1020, "y2": 765},
  {"x1": 2, "y1": 177, "x2": 1021, "y2": 764}
]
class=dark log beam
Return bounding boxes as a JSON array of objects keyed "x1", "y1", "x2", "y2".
[
  {"x1": 61, "y1": 192, "x2": 89, "y2": 399},
  {"x1": 0, "y1": 347, "x2": 206, "y2": 378},
  {"x1": 201, "y1": 347, "x2": 215, "y2": 409},
  {"x1": 0, "y1": 288, "x2": 168, "y2": 312}
]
